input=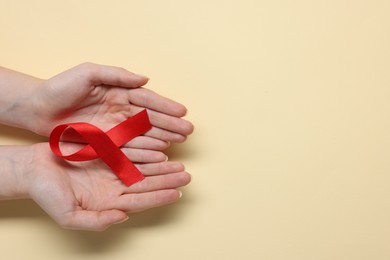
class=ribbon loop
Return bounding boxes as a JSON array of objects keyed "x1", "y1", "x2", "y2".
[{"x1": 49, "y1": 110, "x2": 152, "y2": 186}]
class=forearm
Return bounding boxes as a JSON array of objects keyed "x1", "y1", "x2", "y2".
[
  {"x1": 0, "y1": 145, "x2": 32, "y2": 200},
  {"x1": 0, "y1": 67, "x2": 43, "y2": 131}
]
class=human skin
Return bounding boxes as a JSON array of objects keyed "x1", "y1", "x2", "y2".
[
  {"x1": 0, "y1": 143, "x2": 191, "y2": 231},
  {"x1": 0, "y1": 63, "x2": 194, "y2": 149},
  {"x1": 0, "y1": 63, "x2": 194, "y2": 231}
]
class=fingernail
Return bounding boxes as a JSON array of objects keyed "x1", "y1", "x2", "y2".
[
  {"x1": 179, "y1": 191, "x2": 183, "y2": 199},
  {"x1": 135, "y1": 73, "x2": 149, "y2": 80},
  {"x1": 165, "y1": 155, "x2": 169, "y2": 162},
  {"x1": 114, "y1": 216, "x2": 129, "y2": 224}
]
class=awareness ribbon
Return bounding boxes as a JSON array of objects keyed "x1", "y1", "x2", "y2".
[{"x1": 49, "y1": 110, "x2": 152, "y2": 186}]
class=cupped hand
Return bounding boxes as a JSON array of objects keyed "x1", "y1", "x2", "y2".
[
  {"x1": 27, "y1": 143, "x2": 191, "y2": 231},
  {"x1": 31, "y1": 63, "x2": 194, "y2": 150}
]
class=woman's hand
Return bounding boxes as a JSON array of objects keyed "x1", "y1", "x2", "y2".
[
  {"x1": 0, "y1": 63, "x2": 193, "y2": 150},
  {"x1": 27, "y1": 143, "x2": 191, "y2": 231},
  {"x1": 31, "y1": 63, "x2": 193, "y2": 150}
]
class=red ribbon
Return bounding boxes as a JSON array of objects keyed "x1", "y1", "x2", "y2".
[{"x1": 49, "y1": 110, "x2": 152, "y2": 186}]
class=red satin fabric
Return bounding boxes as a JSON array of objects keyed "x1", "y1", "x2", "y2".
[{"x1": 49, "y1": 110, "x2": 152, "y2": 186}]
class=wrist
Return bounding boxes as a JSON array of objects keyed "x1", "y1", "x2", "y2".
[
  {"x1": 27, "y1": 81, "x2": 50, "y2": 136},
  {"x1": 0, "y1": 145, "x2": 35, "y2": 200},
  {"x1": 0, "y1": 67, "x2": 44, "y2": 131}
]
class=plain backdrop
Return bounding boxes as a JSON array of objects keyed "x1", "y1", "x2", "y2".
[{"x1": 1, "y1": 1, "x2": 390, "y2": 259}]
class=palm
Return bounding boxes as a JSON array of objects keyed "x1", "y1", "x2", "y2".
[
  {"x1": 35, "y1": 64, "x2": 193, "y2": 144},
  {"x1": 29, "y1": 143, "x2": 189, "y2": 231},
  {"x1": 51, "y1": 85, "x2": 135, "y2": 132}
]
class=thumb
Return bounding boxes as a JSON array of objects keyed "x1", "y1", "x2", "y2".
[
  {"x1": 61, "y1": 209, "x2": 129, "y2": 231},
  {"x1": 77, "y1": 62, "x2": 149, "y2": 88}
]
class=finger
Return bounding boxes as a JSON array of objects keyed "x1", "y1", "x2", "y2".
[
  {"x1": 56, "y1": 131, "x2": 170, "y2": 152},
  {"x1": 114, "y1": 189, "x2": 182, "y2": 213},
  {"x1": 135, "y1": 161, "x2": 185, "y2": 176},
  {"x1": 129, "y1": 88, "x2": 187, "y2": 117},
  {"x1": 76, "y1": 62, "x2": 149, "y2": 88},
  {"x1": 56, "y1": 144, "x2": 167, "y2": 163},
  {"x1": 131, "y1": 105, "x2": 194, "y2": 136},
  {"x1": 122, "y1": 148, "x2": 167, "y2": 163},
  {"x1": 147, "y1": 109, "x2": 194, "y2": 136},
  {"x1": 124, "y1": 172, "x2": 191, "y2": 193},
  {"x1": 144, "y1": 126, "x2": 187, "y2": 143},
  {"x1": 123, "y1": 136, "x2": 170, "y2": 150},
  {"x1": 60, "y1": 209, "x2": 127, "y2": 231}
]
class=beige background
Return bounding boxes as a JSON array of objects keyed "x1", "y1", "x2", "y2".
[{"x1": 1, "y1": 0, "x2": 390, "y2": 259}]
